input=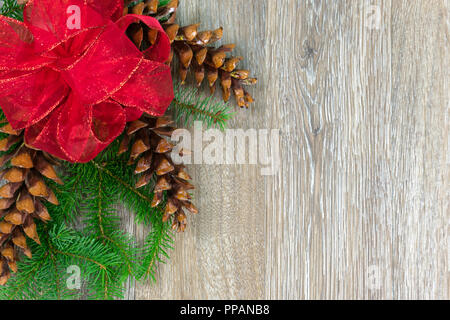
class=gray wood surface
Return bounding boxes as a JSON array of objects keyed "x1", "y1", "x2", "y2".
[{"x1": 121, "y1": 0, "x2": 449, "y2": 300}]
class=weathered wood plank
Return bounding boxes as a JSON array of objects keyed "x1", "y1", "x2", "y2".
[
  {"x1": 124, "y1": 0, "x2": 448, "y2": 300},
  {"x1": 389, "y1": 0, "x2": 449, "y2": 300}
]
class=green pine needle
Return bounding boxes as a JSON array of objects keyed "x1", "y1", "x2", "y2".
[
  {"x1": 140, "y1": 202, "x2": 174, "y2": 281},
  {"x1": 170, "y1": 85, "x2": 235, "y2": 130},
  {"x1": 0, "y1": 224, "x2": 126, "y2": 300},
  {"x1": 158, "y1": 0, "x2": 171, "y2": 6},
  {"x1": 127, "y1": 0, "x2": 171, "y2": 8},
  {"x1": 0, "y1": 0, "x2": 23, "y2": 20}
]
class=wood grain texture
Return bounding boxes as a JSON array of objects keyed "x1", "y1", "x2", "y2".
[{"x1": 123, "y1": 0, "x2": 449, "y2": 300}]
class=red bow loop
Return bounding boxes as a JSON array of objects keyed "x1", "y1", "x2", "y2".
[
  {"x1": 116, "y1": 14, "x2": 172, "y2": 63},
  {"x1": 0, "y1": 0, "x2": 174, "y2": 163}
]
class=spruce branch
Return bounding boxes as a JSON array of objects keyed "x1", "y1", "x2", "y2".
[
  {"x1": 90, "y1": 141, "x2": 164, "y2": 225},
  {"x1": 3, "y1": 251, "x2": 49, "y2": 300},
  {"x1": 65, "y1": 160, "x2": 143, "y2": 280},
  {"x1": 126, "y1": 0, "x2": 171, "y2": 11},
  {"x1": 92, "y1": 160, "x2": 154, "y2": 206},
  {"x1": 170, "y1": 84, "x2": 235, "y2": 130},
  {"x1": 0, "y1": 155, "x2": 140, "y2": 299},
  {"x1": 46, "y1": 237, "x2": 62, "y2": 299},
  {"x1": 90, "y1": 161, "x2": 175, "y2": 283},
  {"x1": 141, "y1": 209, "x2": 174, "y2": 281},
  {"x1": 0, "y1": 0, "x2": 23, "y2": 20},
  {"x1": 0, "y1": 223, "x2": 126, "y2": 300},
  {"x1": 90, "y1": 144, "x2": 176, "y2": 282}
]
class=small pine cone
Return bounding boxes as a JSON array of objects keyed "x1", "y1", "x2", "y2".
[
  {"x1": 124, "y1": 0, "x2": 257, "y2": 108},
  {"x1": 118, "y1": 115, "x2": 198, "y2": 232},
  {"x1": 0, "y1": 123, "x2": 62, "y2": 285}
]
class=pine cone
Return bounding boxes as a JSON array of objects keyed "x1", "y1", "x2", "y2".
[
  {"x1": 124, "y1": 0, "x2": 178, "y2": 23},
  {"x1": 118, "y1": 115, "x2": 197, "y2": 232},
  {"x1": 125, "y1": 0, "x2": 257, "y2": 108},
  {"x1": 0, "y1": 123, "x2": 61, "y2": 285}
]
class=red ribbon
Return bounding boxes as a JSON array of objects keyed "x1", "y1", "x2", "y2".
[{"x1": 0, "y1": 0, "x2": 174, "y2": 162}]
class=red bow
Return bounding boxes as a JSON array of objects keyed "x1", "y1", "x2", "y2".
[{"x1": 0, "y1": 0, "x2": 174, "y2": 162}]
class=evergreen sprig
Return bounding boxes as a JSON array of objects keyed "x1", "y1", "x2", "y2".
[
  {"x1": 0, "y1": 223, "x2": 126, "y2": 300},
  {"x1": 0, "y1": 0, "x2": 23, "y2": 20},
  {"x1": 127, "y1": 0, "x2": 171, "y2": 8},
  {"x1": 141, "y1": 205, "x2": 174, "y2": 281},
  {"x1": 171, "y1": 85, "x2": 235, "y2": 130},
  {"x1": 66, "y1": 160, "x2": 144, "y2": 280}
]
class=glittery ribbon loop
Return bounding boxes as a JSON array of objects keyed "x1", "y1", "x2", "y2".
[{"x1": 0, "y1": 0, "x2": 174, "y2": 163}]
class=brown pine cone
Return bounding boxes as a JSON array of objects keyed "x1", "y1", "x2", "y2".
[
  {"x1": 125, "y1": 0, "x2": 257, "y2": 108},
  {"x1": 168, "y1": 24, "x2": 257, "y2": 108},
  {"x1": 124, "y1": 0, "x2": 178, "y2": 23},
  {"x1": 118, "y1": 115, "x2": 197, "y2": 232},
  {"x1": 0, "y1": 123, "x2": 61, "y2": 285}
]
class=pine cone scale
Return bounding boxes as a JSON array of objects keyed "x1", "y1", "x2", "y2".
[
  {"x1": 119, "y1": 113, "x2": 196, "y2": 233},
  {"x1": 0, "y1": 126, "x2": 62, "y2": 285}
]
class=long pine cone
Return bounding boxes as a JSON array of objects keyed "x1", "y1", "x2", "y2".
[
  {"x1": 125, "y1": 0, "x2": 257, "y2": 108},
  {"x1": 0, "y1": 123, "x2": 62, "y2": 285},
  {"x1": 118, "y1": 115, "x2": 198, "y2": 233}
]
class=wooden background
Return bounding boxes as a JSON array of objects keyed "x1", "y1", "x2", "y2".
[{"x1": 122, "y1": 0, "x2": 449, "y2": 300}]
